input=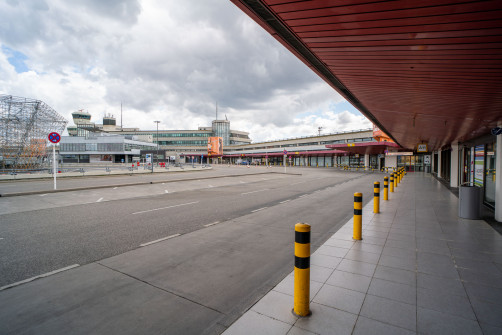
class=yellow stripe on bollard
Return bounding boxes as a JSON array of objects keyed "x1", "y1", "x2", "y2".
[
  {"x1": 353, "y1": 192, "x2": 362, "y2": 240},
  {"x1": 374, "y1": 182, "x2": 380, "y2": 213},
  {"x1": 394, "y1": 171, "x2": 398, "y2": 188},
  {"x1": 294, "y1": 223, "x2": 311, "y2": 317},
  {"x1": 383, "y1": 177, "x2": 389, "y2": 201}
]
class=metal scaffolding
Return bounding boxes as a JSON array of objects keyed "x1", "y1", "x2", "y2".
[{"x1": 0, "y1": 94, "x2": 67, "y2": 170}]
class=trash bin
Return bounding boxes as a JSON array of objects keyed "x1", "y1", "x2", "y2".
[{"x1": 458, "y1": 185, "x2": 481, "y2": 219}]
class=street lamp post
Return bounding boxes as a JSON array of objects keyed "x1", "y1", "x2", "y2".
[{"x1": 154, "y1": 120, "x2": 160, "y2": 172}]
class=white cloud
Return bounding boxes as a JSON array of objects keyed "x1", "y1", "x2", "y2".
[{"x1": 0, "y1": 0, "x2": 370, "y2": 141}]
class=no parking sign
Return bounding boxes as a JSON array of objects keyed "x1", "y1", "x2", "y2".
[{"x1": 48, "y1": 132, "x2": 61, "y2": 143}]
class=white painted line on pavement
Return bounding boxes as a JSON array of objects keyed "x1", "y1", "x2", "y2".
[
  {"x1": 39, "y1": 194, "x2": 48, "y2": 197},
  {"x1": 140, "y1": 234, "x2": 181, "y2": 247},
  {"x1": 252, "y1": 207, "x2": 268, "y2": 213},
  {"x1": 165, "y1": 190, "x2": 169, "y2": 193},
  {"x1": 299, "y1": 194, "x2": 309, "y2": 198},
  {"x1": 208, "y1": 185, "x2": 214, "y2": 188},
  {"x1": 204, "y1": 221, "x2": 220, "y2": 227},
  {"x1": 0, "y1": 264, "x2": 80, "y2": 291},
  {"x1": 132, "y1": 201, "x2": 199, "y2": 215},
  {"x1": 113, "y1": 187, "x2": 118, "y2": 190},
  {"x1": 96, "y1": 197, "x2": 103, "y2": 202},
  {"x1": 279, "y1": 199, "x2": 291, "y2": 204},
  {"x1": 241, "y1": 189, "x2": 269, "y2": 195}
]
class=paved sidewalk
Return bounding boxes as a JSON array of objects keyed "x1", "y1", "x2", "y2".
[{"x1": 223, "y1": 173, "x2": 502, "y2": 335}]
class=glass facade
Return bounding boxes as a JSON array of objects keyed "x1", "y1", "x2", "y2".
[
  {"x1": 212, "y1": 120, "x2": 230, "y2": 146},
  {"x1": 485, "y1": 141, "x2": 496, "y2": 208}
]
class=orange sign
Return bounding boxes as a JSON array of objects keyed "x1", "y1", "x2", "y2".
[
  {"x1": 372, "y1": 125, "x2": 394, "y2": 142},
  {"x1": 207, "y1": 137, "x2": 223, "y2": 155}
]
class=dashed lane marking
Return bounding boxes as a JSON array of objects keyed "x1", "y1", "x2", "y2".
[
  {"x1": 0, "y1": 264, "x2": 80, "y2": 291},
  {"x1": 113, "y1": 187, "x2": 118, "y2": 190},
  {"x1": 204, "y1": 221, "x2": 220, "y2": 227},
  {"x1": 132, "y1": 201, "x2": 199, "y2": 215},
  {"x1": 279, "y1": 199, "x2": 291, "y2": 204},
  {"x1": 96, "y1": 198, "x2": 104, "y2": 202},
  {"x1": 39, "y1": 194, "x2": 48, "y2": 197},
  {"x1": 241, "y1": 189, "x2": 269, "y2": 195},
  {"x1": 251, "y1": 207, "x2": 268, "y2": 213},
  {"x1": 140, "y1": 234, "x2": 181, "y2": 247},
  {"x1": 165, "y1": 190, "x2": 169, "y2": 193}
]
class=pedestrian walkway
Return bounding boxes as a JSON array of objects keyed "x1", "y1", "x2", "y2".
[{"x1": 223, "y1": 173, "x2": 502, "y2": 334}]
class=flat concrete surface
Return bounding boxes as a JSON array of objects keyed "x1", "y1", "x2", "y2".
[{"x1": 223, "y1": 173, "x2": 502, "y2": 335}]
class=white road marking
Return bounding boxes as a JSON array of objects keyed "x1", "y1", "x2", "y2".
[
  {"x1": 203, "y1": 221, "x2": 220, "y2": 227},
  {"x1": 96, "y1": 198, "x2": 103, "y2": 202},
  {"x1": 251, "y1": 207, "x2": 268, "y2": 213},
  {"x1": 299, "y1": 194, "x2": 309, "y2": 198},
  {"x1": 0, "y1": 264, "x2": 80, "y2": 291},
  {"x1": 39, "y1": 194, "x2": 48, "y2": 197},
  {"x1": 241, "y1": 189, "x2": 269, "y2": 195},
  {"x1": 165, "y1": 190, "x2": 169, "y2": 193},
  {"x1": 208, "y1": 185, "x2": 214, "y2": 188},
  {"x1": 113, "y1": 187, "x2": 118, "y2": 190},
  {"x1": 140, "y1": 234, "x2": 181, "y2": 247},
  {"x1": 279, "y1": 199, "x2": 291, "y2": 204},
  {"x1": 132, "y1": 201, "x2": 199, "y2": 215}
]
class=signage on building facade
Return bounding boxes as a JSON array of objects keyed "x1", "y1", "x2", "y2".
[
  {"x1": 424, "y1": 155, "x2": 431, "y2": 165},
  {"x1": 386, "y1": 152, "x2": 413, "y2": 156},
  {"x1": 417, "y1": 143, "x2": 428, "y2": 152}
]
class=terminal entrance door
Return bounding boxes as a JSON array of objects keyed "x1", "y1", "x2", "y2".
[{"x1": 398, "y1": 155, "x2": 425, "y2": 172}]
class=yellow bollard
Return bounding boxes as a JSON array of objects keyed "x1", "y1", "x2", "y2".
[
  {"x1": 294, "y1": 223, "x2": 311, "y2": 317},
  {"x1": 374, "y1": 182, "x2": 380, "y2": 213},
  {"x1": 353, "y1": 193, "x2": 362, "y2": 240},
  {"x1": 394, "y1": 172, "x2": 398, "y2": 188},
  {"x1": 390, "y1": 173, "x2": 395, "y2": 192},
  {"x1": 383, "y1": 176, "x2": 389, "y2": 200}
]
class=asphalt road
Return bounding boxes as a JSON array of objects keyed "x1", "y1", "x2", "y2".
[{"x1": 0, "y1": 166, "x2": 385, "y2": 334}]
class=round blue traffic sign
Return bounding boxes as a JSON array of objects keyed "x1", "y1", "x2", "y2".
[{"x1": 48, "y1": 132, "x2": 61, "y2": 143}]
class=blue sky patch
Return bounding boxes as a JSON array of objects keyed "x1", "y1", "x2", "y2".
[{"x1": 1, "y1": 45, "x2": 29, "y2": 73}]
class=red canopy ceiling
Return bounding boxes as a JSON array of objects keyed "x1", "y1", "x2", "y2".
[{"x1": 231, "y1": 0, "x2": 502, "y2": 151}]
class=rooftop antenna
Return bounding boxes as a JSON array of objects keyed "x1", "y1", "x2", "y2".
[{"x1": 318, "y1": 126, "x2": 323, "y2": 136}]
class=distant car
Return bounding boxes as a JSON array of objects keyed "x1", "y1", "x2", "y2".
[{"x1": 239, "y1": 161, "x2": 249, "y2": 165}]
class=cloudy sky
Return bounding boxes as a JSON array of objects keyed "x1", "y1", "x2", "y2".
[{"x1": 0, "y1": 0, "x2": 372, "y2": 142}]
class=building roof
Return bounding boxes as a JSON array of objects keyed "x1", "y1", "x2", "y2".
[{"x1": 231, "y1": 0, "x2": 502, "y2": 150}]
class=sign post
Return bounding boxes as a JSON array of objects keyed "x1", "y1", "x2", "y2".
[
  {"x1": 48, "y1": 132, "x2": 61, "y2": 190},
  {"x1": 283, "y1": 150, "x2": 288, "y2": 173}
]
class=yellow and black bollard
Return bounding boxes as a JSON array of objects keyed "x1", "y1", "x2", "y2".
[
  {"x1": 353, "y1": 193, "x2": 362, "y2": 240},
  {"x1": 374, "y1": 182, "x2": 380, "y2": 213},
  {"x1": 394, "y1": 171, "x2": 398, "y2": 188},
  {"x1": 294, "y1": 223, "x2": 311, "y2": 317},
  {"x1": 383, "y1": 176, "x2": 389, "y2": 200}
]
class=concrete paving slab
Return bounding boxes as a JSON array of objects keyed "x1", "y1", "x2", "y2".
[{"x1": 0, "y1": 263, "x2": 223, "y2": 335}]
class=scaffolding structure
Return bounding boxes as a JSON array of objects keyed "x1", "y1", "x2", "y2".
[{"x1": 0, "y1": 94, "x2": 67, "y2": 170}]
